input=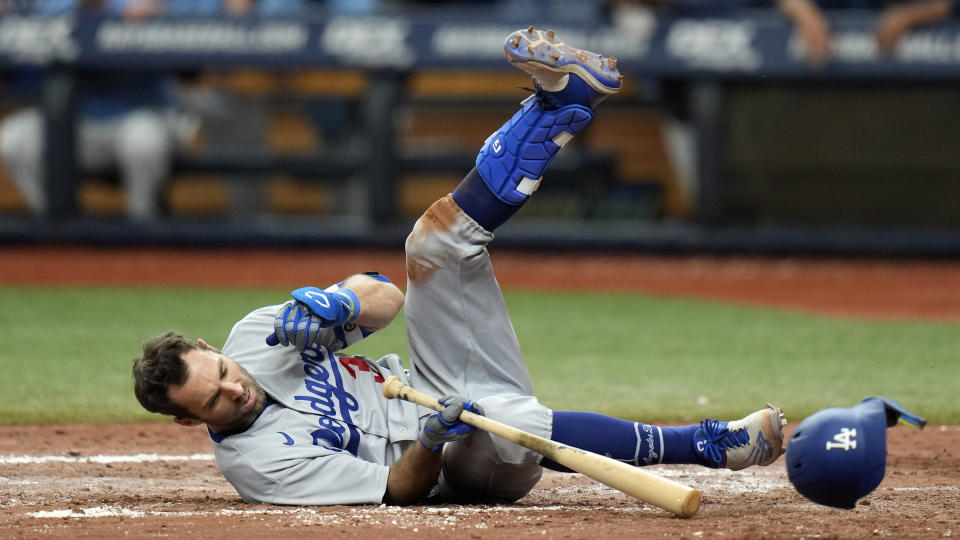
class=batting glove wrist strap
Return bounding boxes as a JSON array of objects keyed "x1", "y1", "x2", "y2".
[
  {"x1": 419, "y1": 395, "x2": 484, "y2": 452},
  {"x1": 291, "y1": 286, "x2": 361, "y2": 327}
]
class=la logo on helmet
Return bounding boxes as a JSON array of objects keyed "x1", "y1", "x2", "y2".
[{"x1": 825, "y1": 428, "x2": 857, "y2": 451}]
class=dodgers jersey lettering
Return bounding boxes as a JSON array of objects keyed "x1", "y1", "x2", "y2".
[{"x1": 215, "y1": 282, "x2": 421, "y2": 506}]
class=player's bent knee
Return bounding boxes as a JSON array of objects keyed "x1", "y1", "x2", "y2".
[
  {"x1": 438, "y1": 432, "x2": 543, "y2": 504},
  {"x1": 434, "y1": 393, "x2": 551, "y2": 502},
  {"x1": 405, "y1": 195, "x2": 492, "y2": 282}
]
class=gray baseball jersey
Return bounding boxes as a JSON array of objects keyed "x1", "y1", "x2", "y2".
[
  {"x1": 217, "y1": 292, "x2": 421, "y2": 505},
  {"x1": 212, "y1": 195, "x2": 553, "y2": 505}
]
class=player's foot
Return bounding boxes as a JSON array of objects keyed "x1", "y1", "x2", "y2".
[
  {"x1": 693, "y1": 404, "x2": 787, "y2": 470},
  {"x1": 504, "y1": 26, "x2": 622, "y2": 110}
]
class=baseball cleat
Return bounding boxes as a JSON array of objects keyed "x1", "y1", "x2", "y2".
[
  {"x1": 693, "y1": 404, "x2": 787, "y2": 470},
  {"x1": 504, "y1": 26, "x2": 622, "y2": 109}
]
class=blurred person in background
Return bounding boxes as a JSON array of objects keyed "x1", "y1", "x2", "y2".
[
  {"x1": 609, "y1": 0, "x2": 957, "y2": 216},
  {"x1": 0, "y1": 0, "x2": 192, "y2": 221},
  {"x1": 607, "y1": 0, "x2": 770, "y2": 216},
  {"x1": 171, "y1": 0, "x2": 303, "y2": 218},
  {"x1": 778, "y1": 0, "x2": 960, "y2": 64}
]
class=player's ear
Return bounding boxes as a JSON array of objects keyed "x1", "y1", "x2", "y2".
[
  {"x1": 173, "y1": 417, "x2": 202, "y2": 427},
  {"x1": 197, "y1": 338, "x2": 220, "y2": 353}
]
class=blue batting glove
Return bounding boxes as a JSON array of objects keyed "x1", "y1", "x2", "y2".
[
  {"x1": 291, "y1": 286, "x2": 360, "y2": 327},
  {"x1": 419, "y1": 395, "x2": 484, "y2": 452}
]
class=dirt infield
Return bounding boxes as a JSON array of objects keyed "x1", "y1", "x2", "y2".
[
  {"x1": 1, "y1": 422, "x2": 956, "y2": 539},
  {"x1": 1, "y1": 247, "x2": 959, "y2": 538}
]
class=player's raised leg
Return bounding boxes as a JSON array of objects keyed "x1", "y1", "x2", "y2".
[
  {"x1": 451, "y1": 26, "x2": 622, "y2": 231},
  {"x1": 403, "y1": 28, "x2": 622, "y2": 503},
  {"x1": 405, "y1": 26, "x2": 623, "y2": 399}
]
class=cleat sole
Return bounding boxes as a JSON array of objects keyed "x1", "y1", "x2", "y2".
[{"x1": 504, "y1": 27, "x2": 622, "y2": 95}]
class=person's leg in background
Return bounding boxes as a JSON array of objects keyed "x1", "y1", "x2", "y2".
[
  {"x1": 0, "y1": 106, "x2": 171, "y2": 221},
  {"x1": 0, "y1": 108, "x2": 46, "y2": 215},
  {"x1": 115, "y1": 108, "x2": 173, "y2": 222}
]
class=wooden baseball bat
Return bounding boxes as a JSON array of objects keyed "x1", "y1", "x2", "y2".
[{"x1": 382, "y1": 376, "x2": 700, "y2": 518}]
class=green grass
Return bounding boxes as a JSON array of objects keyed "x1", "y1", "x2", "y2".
[
  {"x1": 505, "y1": 292, "x2": 960, "y2": 423},
  {"x1": 0, "y1": 286, "x2": 286, "y2": 423},
  {"x1": 1, "y1": 286, "x2": 957, "y2": 425}
]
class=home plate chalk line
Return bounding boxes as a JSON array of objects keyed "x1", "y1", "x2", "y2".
[
  {"x1": 26, "y1": 504, "x2": 658, "y2": 520},
  {"x1": 0, "y1": 453, "x2": 214, "y2": 465},
  {"x1": 5, "y1": 453, "x2": 798, "y2": 521}
]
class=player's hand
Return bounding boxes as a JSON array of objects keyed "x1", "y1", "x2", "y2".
[
  {"x1": 266, "y1": 300, "x2": 324, "y2": 351},
  {"x1": 291, "y1": 286, "x2": 360, "y2": 327},
  {"x1": 419, "y1": 395, "x2": 484, "y2": 452}
]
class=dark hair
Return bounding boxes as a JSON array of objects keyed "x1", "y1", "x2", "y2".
[{"x1": 132, "y1": 331, "x2": 200, "y2": 419}]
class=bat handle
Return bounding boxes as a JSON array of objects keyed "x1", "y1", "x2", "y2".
[{"x1": 382, "y1": 376, "x2": 699, "y2": 517}]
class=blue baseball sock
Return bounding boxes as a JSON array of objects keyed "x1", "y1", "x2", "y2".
[
  {"x1": 452, "y1": 167, "x2": 522, "y2": 232},
  {"x1": 541, "y1": 411, "x2": 706, "y2": 471}
]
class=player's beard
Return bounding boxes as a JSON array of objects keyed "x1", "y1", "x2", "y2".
[{"x1": 225, "y1": 363, "x2": 268, "y2": 433}]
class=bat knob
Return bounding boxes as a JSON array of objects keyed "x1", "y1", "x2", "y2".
[{"x1": 382, "y1": 376, "x2": 405, "y2": 399}]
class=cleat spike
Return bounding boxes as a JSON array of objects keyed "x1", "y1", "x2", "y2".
[{"x1": 502, "y1": 26, "x2": 623, "y2": 108}]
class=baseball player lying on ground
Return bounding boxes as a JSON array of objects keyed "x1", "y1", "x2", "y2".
[{"x1": 132, "y1": 27, "x2": 787, "y2": 506}]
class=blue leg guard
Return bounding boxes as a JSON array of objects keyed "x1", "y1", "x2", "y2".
[{"x1": 475, "y1": 98, "x2": 593, "y2": 206}]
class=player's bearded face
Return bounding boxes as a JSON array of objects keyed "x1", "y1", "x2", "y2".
[{"x1": 167, "y1": 348, "x2": 267, "y2": 433}]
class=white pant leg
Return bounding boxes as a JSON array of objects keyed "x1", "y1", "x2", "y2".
[
  {"x1": 114, "y1": 109, "x2": 172, "y2": 221},
  {"x1": 661, "y1": 116, "x2": 699, "y2": 205},
  {"x1": 0, "y1": 108, "x2": 46, "y2": 214},
  {"x1": 79, "y1": 109, "x2": 172, "y2": 221},
  {"x1": 405, "y1": 195, "x2": 552, "y2": 502},
  {"x1": 0, "y1": 107, "x2": 172, "y2": 220},
  {"x1": 77, "y1": 115, "x2": 122, "y2": 173}
]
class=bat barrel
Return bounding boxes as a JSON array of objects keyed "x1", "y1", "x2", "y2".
[{"x1": 550, "y1": 444, "x2": 700, "y2": 517}]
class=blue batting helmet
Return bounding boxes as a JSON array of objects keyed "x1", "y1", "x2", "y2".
[{"x1": 785, "y1": 397, "x2": 925, "y2": 509}]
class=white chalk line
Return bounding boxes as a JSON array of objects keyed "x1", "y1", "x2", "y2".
[
  {"x1": 2, "y1": 455, "x2": 786, "y2": 495},
  {"x1": 16, "y1": 462, "x2": 787, "y2": 523},
  {"x1": 891, "y1": 486, "x2": 960, "y2": 492},
  {"x1": 13, "y1": 459, "x2": 955, "y2": 524},
  {"x1": 0, "y1": 453, "x2": 214, "y2": 465},
  {"x1": 25, "y1": 485, "x2": 958, "y2": 523},
  {"x1": 26, "y1": 504, "x2": 656, "y2": 521}
]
